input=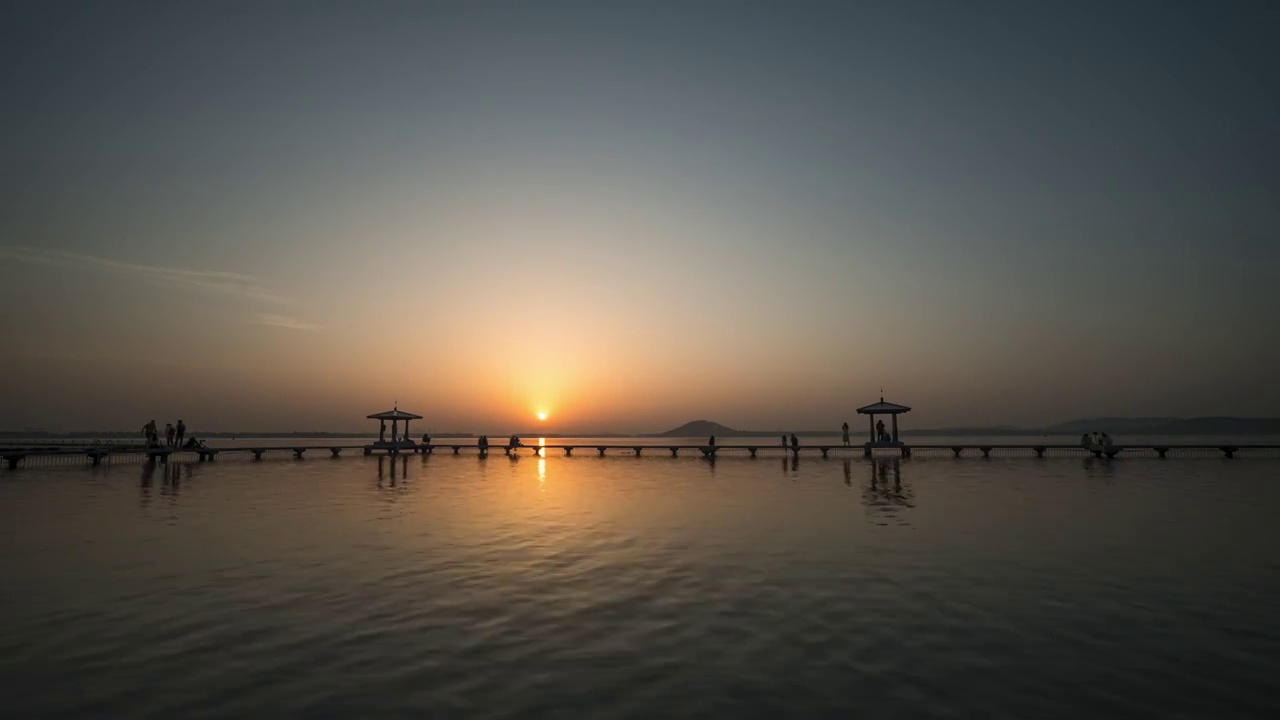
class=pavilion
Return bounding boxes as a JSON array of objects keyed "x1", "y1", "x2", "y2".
[
  {"x1": 856, "y1": 397, "x2": 911, "y2": 446},
  {"x1": 367, "y1": 406, "x2": 422, "y2": 453}
]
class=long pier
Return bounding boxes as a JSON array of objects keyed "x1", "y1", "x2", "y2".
[{"x1": 3, "y1": 442, "x2": 1279, "y2": 469}]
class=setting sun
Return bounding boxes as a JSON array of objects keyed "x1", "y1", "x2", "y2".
[{"x1": 537, "y1": 412, "x2": 548, "y2": 421}]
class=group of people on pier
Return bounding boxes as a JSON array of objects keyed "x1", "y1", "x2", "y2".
[
  {"x1": 1081, "y1": 431, "x2": 1114, "y2": 448},
  {"x1": 142, "y1": 418, "x2": 188, "y2": 448},
  {"x1": 475, "y1": 435, "x2": 523, "y2": 454}
]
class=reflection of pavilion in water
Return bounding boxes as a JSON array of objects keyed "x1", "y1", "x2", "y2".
[
  {"x1": 377, "y1": 454, "x2": 409, "y2": 486},
  {"x1": 852, "y1": 457, "x2": 915, "y2": 525}
]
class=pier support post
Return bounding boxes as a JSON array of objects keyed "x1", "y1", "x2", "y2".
[
  {"x1": 1221, "y1": 446, "x2": 1237, "y2": 459},
  {"x1": 533, "y1": 447, "x2": 542, "y2": 456},
  {"x1": 952, "y1": 447, "x2": 962, "y2": 457},
  {"x1": 363, "y1": 447, "x2": 372, "y2": 456},
  {"x1": 633, "y1": 447, "x2": 643, "y2": 456},
  {"x1": 330, "y1": 448, "x2": 342, "y2": 458},
  {"x1": 424, "y1": 445, "x2": 433, "y2": 454},
  {"x1": 293, "y1": 449, "x2": 305, "y2": 459},
  {"x1": 980, "y1": 447, "x2": 991, "y2": 459},
  {"x1": 748, "y1": 448, "x2": 757, "y2": 458},
  {"x1": 670, "y1": 447, "x2": 679, "y2": 457},
  {"x1": 452, "y1": 446, "x2": 461, "y2": 454},
  {"x1": 1105, "y1": 450, "x2": 1120, "y2": 459},
  {"x1": 253, "y1": 450, "x2": 264, "y2": 460},
  {"x1": 5, "y1": 455, "x2": 23, "y2": 470},
  {"x1": 901, "y1": 447, "x2": 911, "y2": 458},
  {"x1": 1155, "y1": 447, "x2": 1168, "y2": 458},
  {"x1": 597, "y1": 447, "x2": 607, "y2": 456},
  {"x1": 564, "y1": 447, "x2": 573, "y2": 456},
  {"x1": 863, "y1": 446, "x2": 871, "y2": 458},
  {"x1": 1033, "y1": 447, "x2": 1045, "y2": 458},
  {"x1": 89, "y1": 452, "x2": 104, "y2": 466},
  {"x1": 819, "y1": 447, "x2": 829, "y2": 458},
  {"x1": 159, "y1": 452, "x2": 169, "y2": 464}
]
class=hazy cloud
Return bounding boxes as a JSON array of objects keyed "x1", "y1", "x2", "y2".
[
  {"x1": 255, "y1": 313, "x2": 321, "y2": 331},
  {"x1": 0, "y1": 245, "x2": 291, "y2": 304}
]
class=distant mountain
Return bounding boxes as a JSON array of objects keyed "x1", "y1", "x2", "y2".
[
  {"x1": 1048, "y1": 417, "x2": 1280, "y2": 435},
  {"x1": 654, "y1": 420, "x2": 742, "y2": 437}
]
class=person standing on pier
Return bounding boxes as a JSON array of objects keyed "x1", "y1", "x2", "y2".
[
  {"x1": 876, "y1": 419, "x2": 887, "y2": 443},
  {"x1": 781, "y1": 434, "x2": 787, "y2": 448},
  {"x1": 175, "y1": 419, "x2": 186, "y2": 448},
  {"x1": 142, "y1": 419, "x2": 158, "y2": 446},
  {"x1": 789, "y1": 433, "x2": 799, "y2": 451},
  {"x1": 842, "y1": 422, "x2": 850, "y2": 446},
  {"x1": 165, "y1": 423, "x2": 176, "y2": 447}
]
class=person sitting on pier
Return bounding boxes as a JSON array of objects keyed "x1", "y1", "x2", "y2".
[
  {"x1": 708, "y1": 435, "x2": 716, "y2": 448},
  {"x1": 1100, "y1": 432, "x2": 1113, "y2": 447},
  {"x1": 1080, "y1": 433, "x2": 1091, "y2": 447},
  {"x1": 478, "y1": 435, "x2": 489, "y2": 453},
  {"x1": 508, "y1": 435, "x2": 521, "y2": 451},
  {"x1": 182, "y1": 437, "x2": 207, "y2": 450},
  {"x1": 422, "y1": 433, "x2": 431, "y2": 445}
]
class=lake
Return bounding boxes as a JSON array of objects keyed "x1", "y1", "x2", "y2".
[{"x1": 2, "y1": 451, "x2": 1278, "y2": 718}]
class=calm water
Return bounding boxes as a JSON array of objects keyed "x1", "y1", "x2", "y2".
[{"x1": 2, "y1": 454, "x2": 1278, "y2": 718}]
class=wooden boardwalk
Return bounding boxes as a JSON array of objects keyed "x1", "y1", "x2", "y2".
[{"x1": 4, "y1": 441, "x2": 1279, "y2": 469}]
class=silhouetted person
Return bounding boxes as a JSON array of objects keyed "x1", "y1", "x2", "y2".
[
  {"x1": 1080, "y1": 433, "x2": 1091, "y2": 447},
  {"x1": 789, "y1": 433, "x2": 799, "y2": 451},
  {"x1": 708, "y1": 435, "x2": 716, "y2": 447},
  {"x1": 1092, "y1": 432, "x2": 1101, "y2": 445},
  {"x1": 1100, "y1": 432, "x2": 1113, "y2": 447},
  {"x1": 508, "y1": 435, "x2": 521, "y2": 451},
  {"x1": 142, "y1": 419, "x2": 158, "y2": 446},
  {"x1": 422, "y1": 433, "x2": 431, "y2": 445},
  {"x1": 165, "y1": 423, "x2": 175, "y2": 447},
  {"x1": 842, "y1": 422, "x2": 850, "y2": 446},
  {"x1": 478, "y1": 435, "x2": 489, "y2": 453},
  {"x1": 780, "y1": 434, "x2": 787, "y2": 448},
  {"x1": 175, "y1": 419, "x2": 186, "y2": 448},
  {"x1": 876, "y1": 419, "x2": 886, "y2": 443}
]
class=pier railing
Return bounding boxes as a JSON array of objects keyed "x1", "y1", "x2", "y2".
[{"x1": 4, "y1": 441, "x2": 1280, "y2": 470}]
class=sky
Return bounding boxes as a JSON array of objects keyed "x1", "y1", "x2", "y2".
[{"x1": 1, "y1": 0, "x2": 1278, "y2": 434}]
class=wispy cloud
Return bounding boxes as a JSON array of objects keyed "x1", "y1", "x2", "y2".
[
  {"x1": 0, "y1": 245, "x2": 290, "y2": 304},
  {"x1": 255, "y1": 313, "x2": 321, "y2": 331}
]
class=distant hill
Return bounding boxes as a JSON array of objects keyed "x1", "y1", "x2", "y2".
[
  {"x1": 1047, "y1": 417, "x2": 1280, "y2": 435},
  {"x1": 654, "y1": 420, "x2": 742, "y2": 437}
]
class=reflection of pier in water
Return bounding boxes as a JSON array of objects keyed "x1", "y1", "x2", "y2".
[{"x1": 857, "y1": 458, "x2": 914, "y2": 526}]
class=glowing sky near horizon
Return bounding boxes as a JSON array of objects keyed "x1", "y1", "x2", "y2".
[{"x1": 1, "y1": 1, "x2": 1278, "y2": 433}]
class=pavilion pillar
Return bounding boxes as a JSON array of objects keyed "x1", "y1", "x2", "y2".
[
  {"x1": 391, "y1": 419, "x2": 398, "y2": 443},
  {"x1": 379, "y1": 420, "x2": 386, "y2": 443},
  {"x1": 403, "y1": 419, "x2": 410, "y2": 444},
  {"x1": 892, "y1": 415, "x2": 899, "y2": 443},
  {"x1": 868, "y1": 415, "x2": 875, "y2": 443}
]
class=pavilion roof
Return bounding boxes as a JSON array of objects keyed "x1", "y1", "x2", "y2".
[
  {"x1": 367, "y1": 408, "x2": 423, "y2": 420},
  {"x1": 856, "y1": 399, "x2": 912, "y2": 415}
]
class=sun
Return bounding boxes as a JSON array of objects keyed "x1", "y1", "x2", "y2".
[{"x1": 537, "y1": 412, "x2": 548, "y2": 422}]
